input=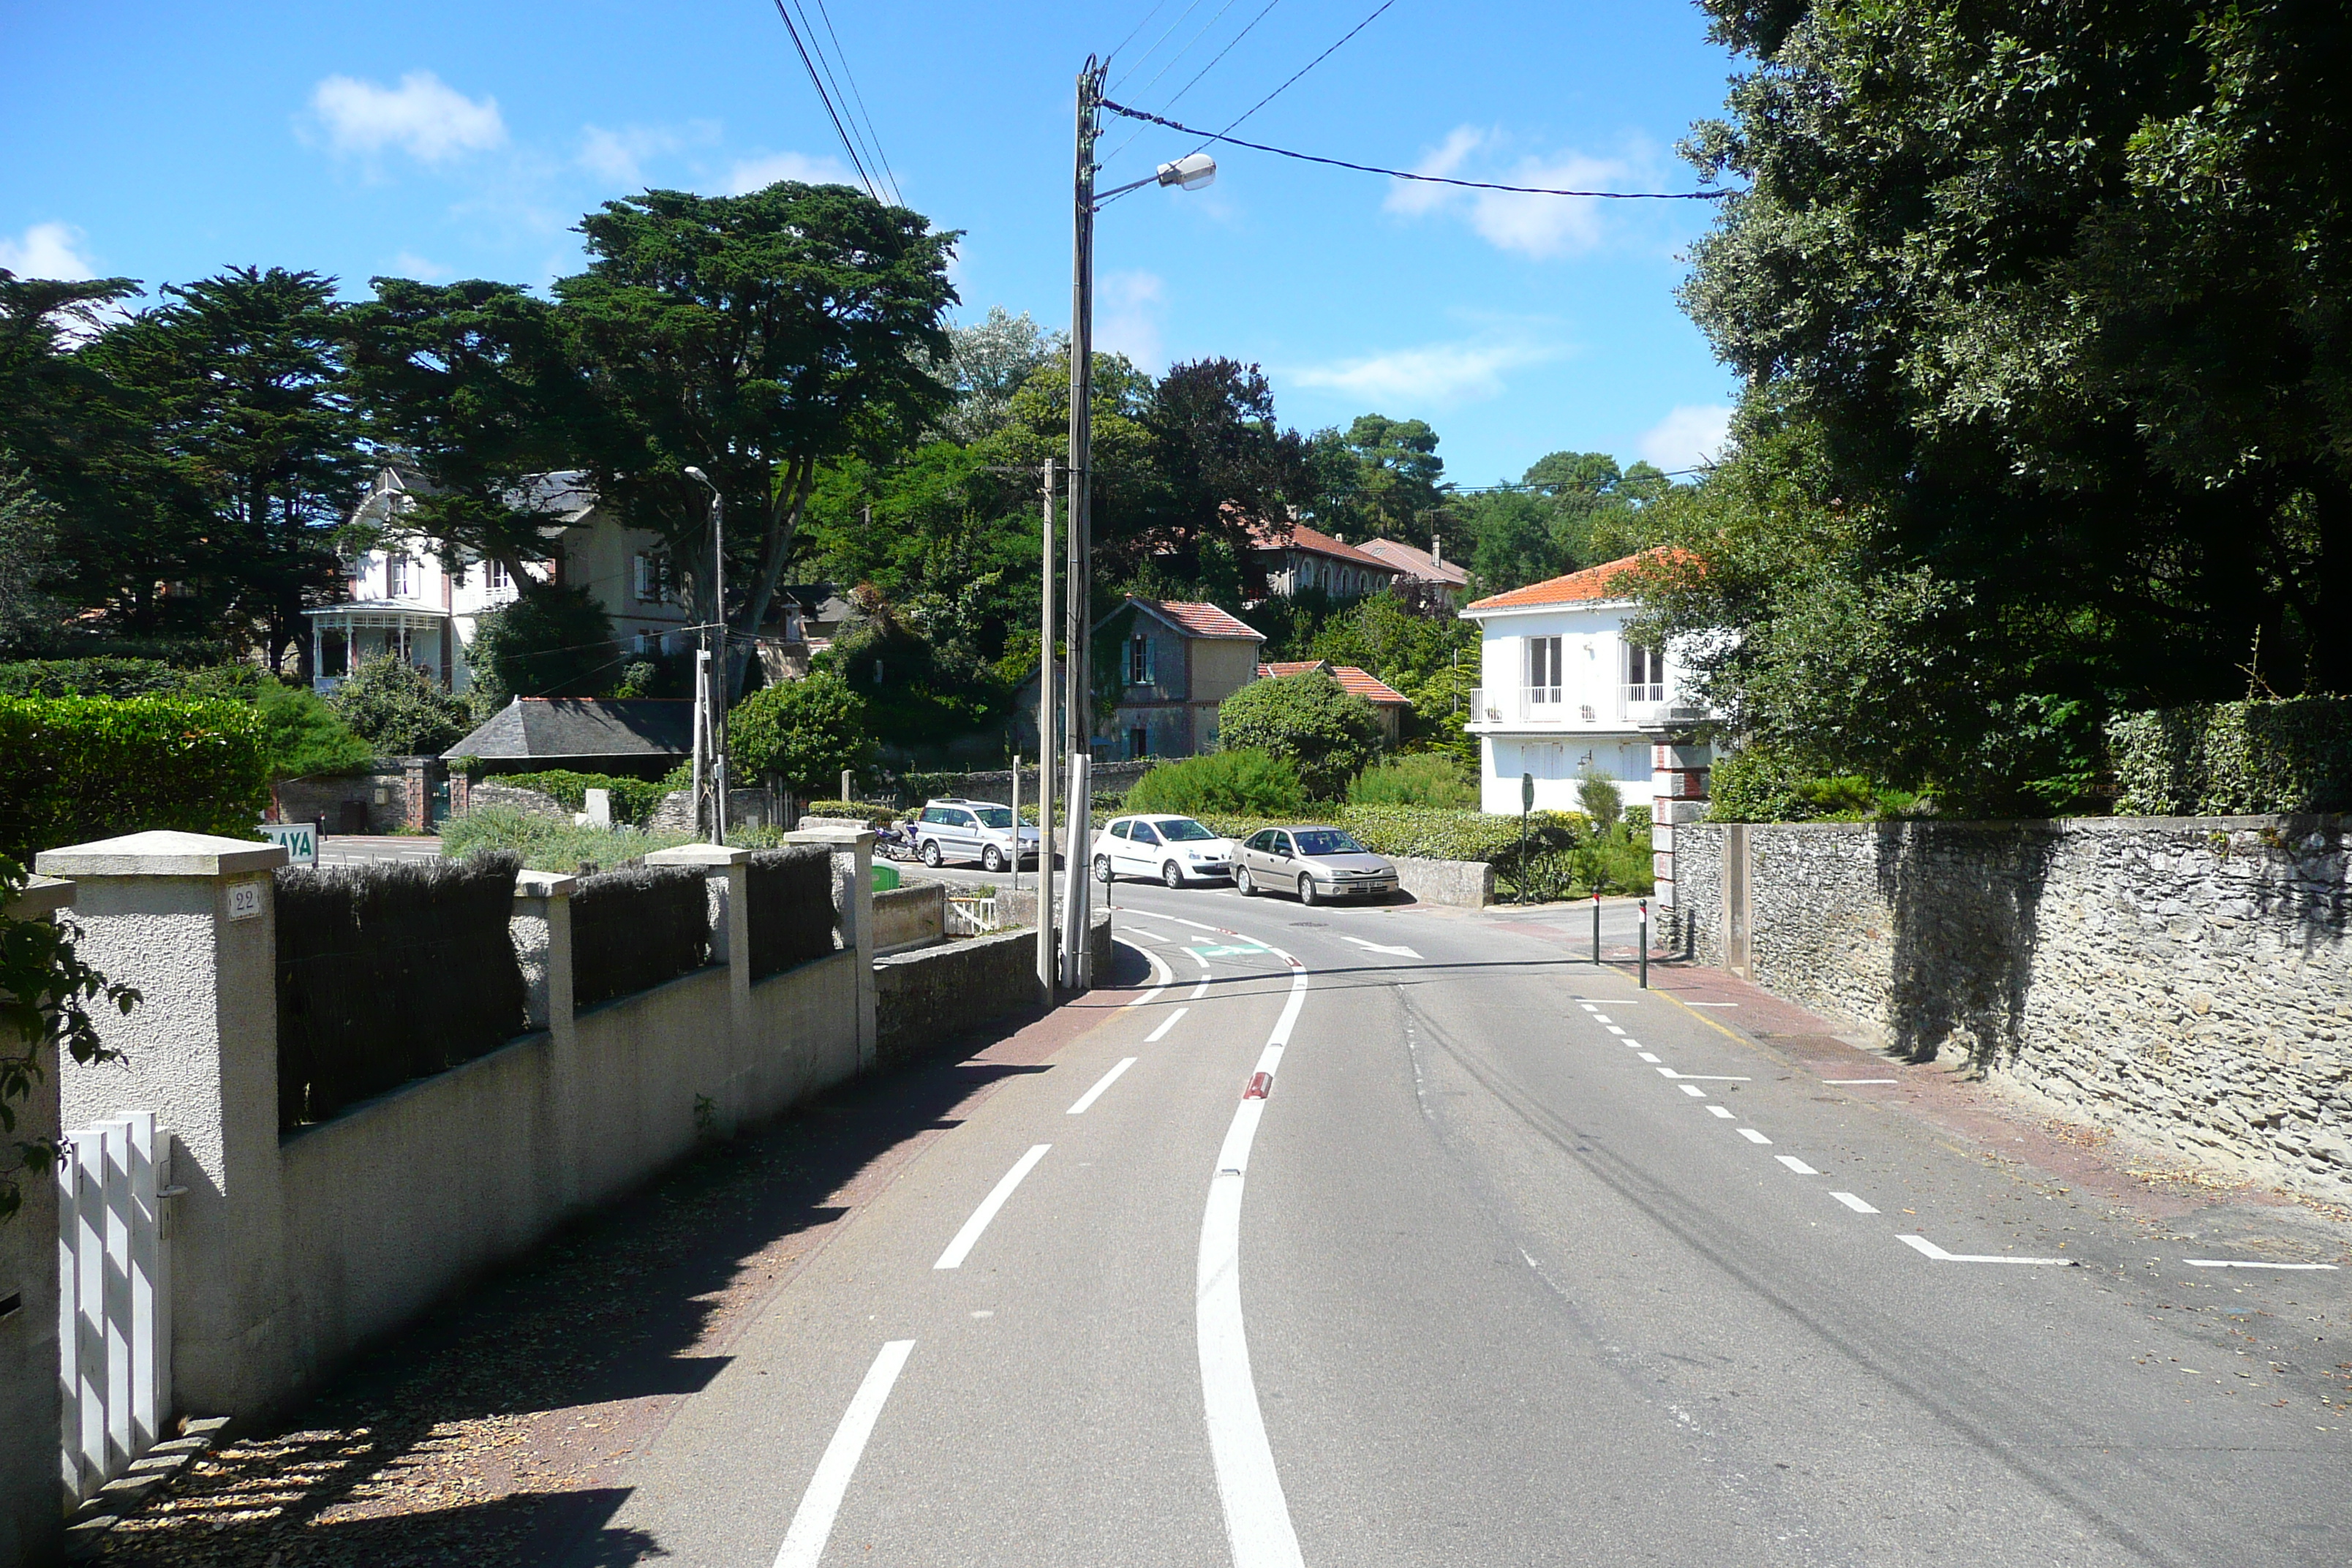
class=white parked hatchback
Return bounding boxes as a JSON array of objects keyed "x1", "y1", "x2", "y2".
[{"x1": 1090, "y1": 814, "x2": 1236, "y2": 888}]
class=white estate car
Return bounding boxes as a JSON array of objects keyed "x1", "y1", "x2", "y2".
[
  {"x1": 1090, "y1": 814, "x2": 1235, "y2": 888},
  {"x1": 913, "y1": 799, "x2": 1041, "y2": 872}
]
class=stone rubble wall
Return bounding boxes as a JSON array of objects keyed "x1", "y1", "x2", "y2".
[{"x1": 1673, "y1": 816, "x2": 2352, "y2": 1202}]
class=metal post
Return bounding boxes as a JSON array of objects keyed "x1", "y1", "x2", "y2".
[
  {"x1": 711, "y1": 487, "x2": 728, "y2": 841},
  {"x1": 1009, "y1": 753, "x2": 1022, "y2": 894},
  {"x1": 1592, "y1": 892, "x2": 1602, "y2": 965},
  {"x1": 1037, "y1": 459, "x2": 1058, "y2": 999},
  {"x1": 1639, "y1": 898, "x2": 1650, "y2": 989},
  {"x1": 690, "y1": 647, "x2": 709, "y2": 835},
  {"x1": 1060, "y1": 752, "x2": 1091, "y2": 987}
]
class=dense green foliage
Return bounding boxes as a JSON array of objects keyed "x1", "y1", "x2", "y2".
[
  {"x1": 729, "y1": 668, "x2": 876, "y2": 798},
  {"x1": 1187, "y1": 804, "x2": 1645, "y2": 899},
  {"x1": 439, "y1": 804, "x2": 786, "y2": 872},
  {"x1": 1705, "y1": 747, "x2": 1920, "y2": 823},
  {"x1": 328, "y1": 653, "x2": 473, "y2": 756},
  {"x1": 1654, "y1": 0, "x2": 2352, "y2": 813},
  {"x1": 255, "y1": 680, "x2": 373, "y2": 780},
  {"x1": 1, "y1": 856, "x2": 139, "y2": 1221},
  {"x1": 798, "y1": 800, "x2": 902, "y2": 829},
  {"x1": 464, "y1": 587, "x2": 617, "y2": 704},
  {"x1": 0, "y1": 695, "x2": 270, "y2": 862},
  {"x1": 0, "y1": 657, "x2": 369, "y2": 780},
  {"x1": 491, "y1": 769, "x2": 674, "y2": 826},
  {"x1": 1348, "y1": 753, "x2": 1477, "y2": 808},
  {"x1": 1128, "y1": 750, "x2": 1310, "y2": 817},
  {"x1": 1217, "y1": 671, "x2": 1384, "y2": 800},
  {"x1": 2108, "y1": 698, "x2": 2352, "y2": 817}
]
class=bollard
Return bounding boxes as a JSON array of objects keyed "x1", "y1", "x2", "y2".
[
  {"x1": 1591, "y1": 892, "x2": 1602, "y2": 965},
  {"x1": 1638, "y1": 898, "x2": 1650, "y2": 989}
]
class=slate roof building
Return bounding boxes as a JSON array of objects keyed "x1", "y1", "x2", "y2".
[
  {"x1": 1090, "y1": 597, "x2": 1268, "y2": 760},
  {"x1": 1357, "y1": 536, "x2": 1471, "y2": 608},
  {"x1": 441, "y1": 697, "x2": 694, "y2": 778}
]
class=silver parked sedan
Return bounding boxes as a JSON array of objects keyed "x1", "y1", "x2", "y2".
[{"x1": 1232, "y1": 825, "x2": 1398, "y2": 905}]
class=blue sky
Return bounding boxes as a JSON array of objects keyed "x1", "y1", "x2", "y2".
[{"x1": 2, "y1": 0, "x2": 1746, "y2": 486}]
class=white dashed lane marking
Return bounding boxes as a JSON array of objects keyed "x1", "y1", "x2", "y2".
[{"x1": 1831, "y1": 1192, "x2": 1878, "y2": 1213}]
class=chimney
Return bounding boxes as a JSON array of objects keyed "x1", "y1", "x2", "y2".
[{"x1": 1430, "y1": 535, "x2": 1443, "y2": 566}]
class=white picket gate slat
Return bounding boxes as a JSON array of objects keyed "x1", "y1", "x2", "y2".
[{"x1": 57, "y1": 1110, "x2": 171, "y2": 1503}]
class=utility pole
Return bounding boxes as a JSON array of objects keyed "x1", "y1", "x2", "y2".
[
  {"x1": 684, "y1": 467, "x2": 728, "y2": 840},
  {"x1": 1060, "y1": 56, "x2": 1105, "y2": 989},
  {"x1": 1036, "y1": 456, "x2": 1058, "y2": 1000}
]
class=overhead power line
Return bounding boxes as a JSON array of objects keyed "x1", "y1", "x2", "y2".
[
  {"x1": 807, "y1": 0, "x2": 902, "y2": 205},
  {"x1": 766, "y1": 0, "x2": 888, "y2": 205},
  {"x1": 1098, "y1": 99, "x2": 1736, "y2": 200},
  {"x1": 1193, "y1": 0, "x2": 1392, "y2": 150}
]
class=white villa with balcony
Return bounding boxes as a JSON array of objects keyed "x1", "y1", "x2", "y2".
[
  {"x1": 1460, "y1": 553, "x2": 1713, "y2": 816},
  {"x1": 306, "y1": 466, "x2": 692, "y2": 694}
]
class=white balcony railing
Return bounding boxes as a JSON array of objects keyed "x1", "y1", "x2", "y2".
[{"x1": 1465, "y1": 684, "x2": 1705, "y2": 728}]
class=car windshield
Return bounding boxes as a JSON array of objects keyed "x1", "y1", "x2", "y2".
[
  {"x1": 1156, "y1": 818, "x2": 1216, "y2": 843},
  {"x1": 1294, "y1": 829, "x2": 1365, "y2": 856},
  {"x1": 973, "y1": 805, "x2": 1014, "y2": 829}
]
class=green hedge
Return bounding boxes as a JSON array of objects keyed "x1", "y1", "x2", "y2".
[
  {"x1": 2108, "y1": 698, "x2": 2352, "y2": 816},
  {"x1": 491, "y1": 769, "x2": 674, "y2": 826},
  {"x1": 801, "y1": 799, "x2": 900, "y2": 829},
  {"x1": 1191, "y1": 805, "x2": 1584, "y2": 867},
  {"x1": 0, "y1": 695, "x2": 270, "y2": 863}
]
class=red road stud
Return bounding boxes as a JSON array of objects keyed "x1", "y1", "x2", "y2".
[{"x1": 1243, "y1": 1072, "x2": 1273, "y2": 1101}]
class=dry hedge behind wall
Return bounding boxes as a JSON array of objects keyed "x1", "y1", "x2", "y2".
[
  {"x1": 570, "y1": 864, "x2": 712, "y2": 1008},
  {"x1": 275, "y1": 853, "x2": 527, "y2": 1130},
  {"x1": 747, "y1": 846, "x2": 837, "y2": 979}
]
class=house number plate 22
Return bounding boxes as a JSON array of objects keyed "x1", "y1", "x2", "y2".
[{"x1": 226, "y1": 881, "x2": 264, "y2": 921}]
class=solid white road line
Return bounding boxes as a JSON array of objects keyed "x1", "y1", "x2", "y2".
[
  {"x1": 1127, "y1": 926, "x2": 1172, "y2": 943},
  {"x1": 1067, "y1": 1058, "x2": 1137, "y2": 1115},
  {"x1": 1831, "y1": 1191, "x2": 1879, "y2": 1213},
  {"x1": 2183, "y1": 1259, "x2": 2340, "y2": 1270},
  {"x1": 1661, "y1": 1069, "x2": 1750, "y2": 1081},
  {"x1": 1190, "y1": 947, "x2": 1214, "y2": 970},
  {"x1": 1737, "y1": 1128, "x2": 1773, "y2": 1145},
  {"x1": 1123, "y1": 944, "x2": 1174, "y2": 1009},
  {"x1": 933, "y1": 1145, "x2": 1052, "y2": 1270},
  {"x1": 1170, "y1": 916, "x2": 1221, "y2": 931},
  {"x1": 1688, "y1": 1002, "x2": 1739, "y2": 1007},
  {"x1": 1824, "y1": 1078, "x2": 1898, "y2": 1085},
  {"x1": 1147, "y1": 1007, "x2": 1189, "y2": 1043},
  {"x1": 1776, "y1": 1156, "x2": 1820, "y2": 1175},
  {"x1": 1899, "y1": 1234, "x2": 2076, "y2": 1266},
  {"x1": 1707, "y1": 1106, "x2": 1735, "y2": 1119},
  {"x1": 1199, "y1": 931, "x2": 1308, "y2": 1568},
  {"x1": 770, "y1": 1339, "x2": 915, "y2": 1568},
  {"x1": 1678, "y1": 1085, "x2": 1707, "y2": 1098}
]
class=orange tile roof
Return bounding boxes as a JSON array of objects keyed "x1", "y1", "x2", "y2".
[
  {"x1": 1465, "y1": 550, "x2": 1676, "y2": 611},
  {"x1": 1251, "y1": 659, "x2": 1411, "y2": 706},
  {"x1": 1243, "y1": 518, "x2": 1403, "y2": 573},
  {"x1": 1135, "y1": 598, "x2": 1264, "y2": 640}
]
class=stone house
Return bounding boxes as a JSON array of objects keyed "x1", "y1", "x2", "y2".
[
  {"x1": 1093, "y1": 598, "x2": 1267, "y2": 760},
  {"x1": 1244, "y1": 519, "x2": 1406, "y2": 602},
  {"x1": 1254, "y1": 659, "x2": 1415, "y2": 745}
]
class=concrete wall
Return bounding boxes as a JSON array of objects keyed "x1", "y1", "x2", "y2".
[
  {"x1": 872, "y1": 910, "x2": 1112, "y2": 1068},
  {"x1": 275, "y1": 765, "x2": 413, "y2": 837},
  {"x1": 873, "y1": 882, "x2": 946, "y2": 954},
  {"x1": 35, "y1": 824, "x2": 879, "y2": 1424},
  {"x1": 1673, "y1": 817, "x2": 2352, "y2": 1202},
  {"x1": 1, "y1": 879, "x2": 72, "y2": 1568},
  {"x1": 1391, "y1": 856, "x2": 1494, "y2": 909}
]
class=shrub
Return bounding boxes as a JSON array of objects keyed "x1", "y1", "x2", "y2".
[
  {"x1": 799, "y1": 800, "x2": 899, "y2": 829},
  {"x1": 1707, "y1": 749, "x2": 1909, "y2": 823},
  {"x1": 746, "y1": 846, "x2": 837, "y2": 979},
  {"x1": 256, "y1": 680, "x2": 372, "y2": 780},
  {"x1": 570, "y1": 865, "x2": 711, "y2": 1008},
  {"x1": 440, "y1": 806, "x2": 700, "y2": 872},
  {"x1": 1348, "y1": 753, "x2": 1476, "y2": 808},
  {"x1": 329, "y1": 653, "x2": 473, "y2": 755},
  {"x1": 492, "y1": 769, "x2": 672, "y2": 826},
  {"x1": 1217, "y1": 671, "x2": 1383, "y2": 800},
  {"x1": 0, "y1": 695, "x2": 270, "y2": 862},
  {"x1": 274, "y1": 853, "x2": 527, "y2": 1128},
  {"x1": 466, "y1": 587, "x2": 617, "y2": 702},
  {"x1": 729, "y1": 669, "x2": 876, "y2": 798},
  {"x1": 1128, "y1": 750, "x2": 1308, "y2": 817},
  {"x1": 1576, "y1": 773, "x2": 1624, "y2": 829},
  {"x1": 2108, "y1": 698, "x2": 2352, "y2": 815}
]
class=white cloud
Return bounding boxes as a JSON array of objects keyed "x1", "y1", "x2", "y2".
[
  {"x1": 1093, "y1": 270, "x2": 1164, "y2": 368},
  {"x1": 309, "y1": 71, "x2": 505, "y2": 163},
  {"x1": 1637, "y1": 404, "x2": 1735, "y2": 471},
  {"x1": 388, "y1": 251, "x2": 454, "y2": 282},
  {"x1": 1292, "y1": 337, "x2": 1561, "y2": 406},
  {"x1": 578, "y1": 121, "x2": 717, "y2": 187},
  {"x1": 1385, "y1": 125, "x2": 1637, "y2": 259},
  {"x1": 0, "y1": 221, "x2": 97, "y2": 280},
  {"x1": 725, "y1": 150, "x2": 853, "y2": 195}
]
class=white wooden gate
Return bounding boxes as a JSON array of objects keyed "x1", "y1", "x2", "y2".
[{"x1": 56, "y1": 1111, "x2": 172, "y2": 1503}]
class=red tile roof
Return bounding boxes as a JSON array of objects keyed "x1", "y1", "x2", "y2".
[
  {"x1": 1243, "y1": 518, "x2": 1403, "y2": 573},
  {"x1": 1134, "y1": 598, "x2": 1264, "y2": 640},
  {"x1": 1465, "y1": 551, "x2": 1678, "y2": 611},
  {"x1": 1251, "y1": 659, "x2": 1411, "y2": 706}
]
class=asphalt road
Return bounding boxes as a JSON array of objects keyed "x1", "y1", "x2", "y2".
[{"x1": 579, "y1": 875, "x2": 2351, "y2": 1567}]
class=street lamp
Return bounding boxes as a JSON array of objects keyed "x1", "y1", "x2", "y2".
[
  {"x1": 682, "y1": 466, "x2": 726, "y2": 841},
  {"x1": 1054, "y1": 58, "x2": 1217, "y2": 992}
]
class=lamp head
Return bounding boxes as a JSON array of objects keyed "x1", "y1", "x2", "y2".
[
  {"x1": 683, "y1": 466, "x2": 710, "y2": 485},
  {"x1": 1156, "y1": 152, "x2": 1217, "y2": 192}
]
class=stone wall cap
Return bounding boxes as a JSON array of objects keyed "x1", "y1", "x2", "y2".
[
  {"x1": 3, "y1": 873, "x2": 76, "y2": 919},
  {"x1": 787, "y1": 826, "x2": 877, "y2": 847},
  {"x1": 513, "y1": 870, "x2": 579, "y2": 898},
  {"x1": 642, "y1": 843, "x2": 752, "y2": 867},
  {"x1": 35, "y1": 830, "x2": 288, "y2": 878}
]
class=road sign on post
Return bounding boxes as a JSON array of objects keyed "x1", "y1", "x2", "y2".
[
  {"x1": 1518, "y1": 771, "x2": 1534, "y2": 904},
  {"x1": 259, "y1": 821, "x2": 317, "y2": 867}
]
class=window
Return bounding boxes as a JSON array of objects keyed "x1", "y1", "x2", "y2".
[
  {"x1": 1128, "y1": 727, "x2": 1148, "y2": 760},
  {"x1": 1245, "y1": 829, "x2": 1274, "y2": 852},
  {"x1": 487, "y1": 558, "x2": 509, "y2": 592},
  {"x1": 1132, "y1": 822, "x2": 1162, "y2": 846},
  {"x1": 1158, "y1": 818, "x2": 1215, "y2": 842},
  {"x1": 1126, "y1": 634, "x2": 1153, "y2": 685},
  {"x1": 1110, "y1": 821, "x2": 1132, "y2": 840},
  {"x1": 973, "y1": 806, "x2": 1014, "y2": 829},
  {"x1": 1526, "y1": 636, "x2": 1563, "y2": 705},
  {"x1": 1295, "y1": 829, "x2": 1366, "y2": 857},
  {"x1": 921, "y1": 807, "x2": 951, "y2": 825},
  {"x1": 387, "y1": 554, "x2": 412, "y2": 597},
  {"x1": 1625, "y1": 641, "x2": 1664, "y2": 703}
]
